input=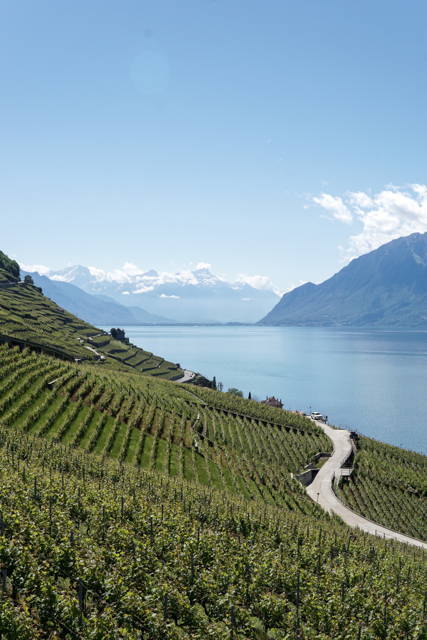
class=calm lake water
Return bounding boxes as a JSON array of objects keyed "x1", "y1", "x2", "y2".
[{"x1": 108, "y1": 326, "x2": 427, "y2": 453}]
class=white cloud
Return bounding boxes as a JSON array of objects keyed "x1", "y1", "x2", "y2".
[
  {"x1": 282, "y1": 279, "x2": 312, "y2": 293},
  {"x1": 159, "y1": 293, "x2": 180, "y2": 299},
  {"x1": 312, "y1": 193, "x2": 353, "y2": 224},
  {"x1": 313, "y1": 184, "x2": 427, "y2": 258},
  {"x1": 348, "y1": 191, "x2": 373, "y2": 209},
  {"x1": 236, "y1": 274, "x2": 282, "y2": 296},
  {"x1": 121, "y1": 262, "x2": 145, "y2": 276},
  {"x1": 238, "y1": 274, "x2": 271, "y2": 289},
  {"x1": 133, "y1": 285, "x2": 155, "y2": 294},
  {"x1": 100, "y1": 262, "x2": 146, "y2": 283},
  {"x1": 21, "y1": 263, "x2": 51, "y2": 276},
  {"x1": 27, "y1": 259, "x2": 282, "y2": 297},
  {"x1": 412, "y1": 183, "x2": 427, "y2": 198}
]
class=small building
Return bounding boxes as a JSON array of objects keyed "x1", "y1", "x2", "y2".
[{"x1": 261, "y1": 396, "x2": 283, "y2": 409}]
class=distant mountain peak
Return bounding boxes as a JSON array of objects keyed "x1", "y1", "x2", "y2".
[
  {"x1": 260, "y1": 233, "x2": 427, "y2": 328},
  {"x1": 33, "y1": 262, "x2": 280, "y2": 323}
]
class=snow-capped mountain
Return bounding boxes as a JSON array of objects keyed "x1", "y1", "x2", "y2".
[{"x1": 29, "y1": 263, "x2": 280, "y2": 323}]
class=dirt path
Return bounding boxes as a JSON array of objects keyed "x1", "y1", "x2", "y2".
[
  {"x1": 84, "y1": 345, "x2": 104, "y2": 360},
  {"x1": 306, "y1": 421, "x2": 427, "y2": 549}
]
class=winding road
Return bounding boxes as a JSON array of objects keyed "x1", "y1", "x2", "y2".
[
  {"x1": 174, "y1": 369, "x2": 195, "y2": 383},
  {"x1": 307, "y1": 421, "x2": 427, "y2": 550}
]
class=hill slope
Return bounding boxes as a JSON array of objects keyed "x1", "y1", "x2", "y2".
[
  {"x1": 2, "y1": 250, "x2": 427, "y2": 637},
  {"x1": 0, "y1": 252, "x2": 184, "y2": 380},
  {"x1": 0, "y1": 344, "x2": 330, "y2": 508},
  {"x1": 0, "y1": 250, "x2": 20, "y2": 283},
  {"x1": 0, "y1": 345, "x2": 425, "y2": 638},
  {"x1": 260, "y1": 232, "x2": 427, "y2": 327},
  {"x1": 337, "y1": 435, "x2": 426, "y2": 541}
]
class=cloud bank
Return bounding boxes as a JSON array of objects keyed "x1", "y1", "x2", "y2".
[
  {"x1": 22, "y1": 260, "x2": 280, "y2": 296},
  {"x1": 313, "y1": 184, "x2": 427, "y2": 258},
  {"x1": 236, "y1": 274, "x2": 282, "y2": 296},
  {"x1": 20, "y1": 263, "x2": 51, "y2": 275}
]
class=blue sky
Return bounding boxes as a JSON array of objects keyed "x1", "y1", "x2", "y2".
[{"x1": 1, "y1": 0, "x2": 427, "y2": 292}]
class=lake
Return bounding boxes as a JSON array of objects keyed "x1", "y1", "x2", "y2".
[{"x1": 106, "y1": 325, "x2": 427, "y2": 453}]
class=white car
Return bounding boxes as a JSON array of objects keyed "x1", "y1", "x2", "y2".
[{"x1": 310, "y1": 412, "x2": 327, "y2": 423}]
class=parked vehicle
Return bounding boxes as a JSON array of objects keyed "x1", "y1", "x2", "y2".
[{"x1": 310, "y1": 411, "x2": 327, "y2": 423}]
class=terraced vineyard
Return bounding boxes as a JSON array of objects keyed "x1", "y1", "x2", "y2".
[
  {"x1": 337, "y1": 437, "x2": 427, "y2": 542},
  {"x1": 0, "y1": 419, "x2": 425, "y2": 638},
  {"x1": 0, "y1": 344, "x2": 426, "y2": 637},
  {"x1": 0, "y1": 280, "x2": 183, "y2": 380},
  {"x1": 0, "y1": 250, "x2": 20, "y2": 284},
  {"x1": 189, "y1": 384, "x2": 314, "y2": 431},
  {"x1": 0, "y1": 345, "x2": 331, "y2": 513}
]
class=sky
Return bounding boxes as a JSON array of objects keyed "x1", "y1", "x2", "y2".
[{"x1": 1, "y1": 0, "x2": 427, "y2": 293}]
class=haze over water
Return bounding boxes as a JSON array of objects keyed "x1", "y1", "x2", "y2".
[{"x1": 115, "y1": 325, "x2": 427, "y2": 453}]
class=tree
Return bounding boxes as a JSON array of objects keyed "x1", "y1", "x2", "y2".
[
  {"x1": 212, "y1": 376, "x2": 217, "y2": 390},
  {"x1": 227, "y1": 387, "x2": 243, "y2": 397},
  {"x1": 110, "y1": 328, "x2": 126, "y2": 342},
  {"x1": 217, "y1": 382, "x2": 223, "y2": 392},
  {"x1": 248, "y1": 391, "x2": 252, "y2": 400},
  {"x1": 24, "y1": 275, "x2": 34, "y2": 286}
]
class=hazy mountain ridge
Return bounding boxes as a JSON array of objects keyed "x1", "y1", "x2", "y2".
[
  {"x1": 260, "y1": 233, "x2": 427, "y2": 327},
  {"x1": 32, "y1": 264, "x2": 280, "y2": 323},
  {"x1": 23, "y1": 272, "x2": 172, "y2": 326}
]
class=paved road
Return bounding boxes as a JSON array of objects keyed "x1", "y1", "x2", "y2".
[
  {"x1": 174, "y1": 369, "x2": 195, "y2": 383},
  {"x1": 307, "y1": 421, "x2": 427, "y2": 550}
]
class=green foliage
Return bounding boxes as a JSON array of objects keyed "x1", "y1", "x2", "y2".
[
  {"x1": 227, "y1": 388, "x2": 244, "y2": 397},
  {"x1": 187, "y1": 384, "x2": 314, "y2": 432},
  {"x1": 0, "y1": 282, "x2": 183, "y2": 380},
  {"x1": 0, "y1": 345, "x2": 331, "y2": 513},
  {"x1": 0, "y1": 250, "x2": 20, "y2": 281},
  {"x1": 337, "y1": 436, "x2": 426, "y2": 541},
  {"x1": 110, "y1": 327, "x2": 126, "y2": 341},
  {"x1": 0, "y1": 423, "x2": 424, "y2": 638},
  {"x1": 0, "y1": 345, "x2": 425, "y2": 637}
]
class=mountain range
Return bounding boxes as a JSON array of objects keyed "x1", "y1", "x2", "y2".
[
  {"x1": 23, "y1": 272, "x2": 171, "y2": 326},
  {"x1": 26, "y1": 264, "x2": 280, "y2": 324},
  {"x1": 260, "y1": 232, "x2": 427, "y2": 328}
]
